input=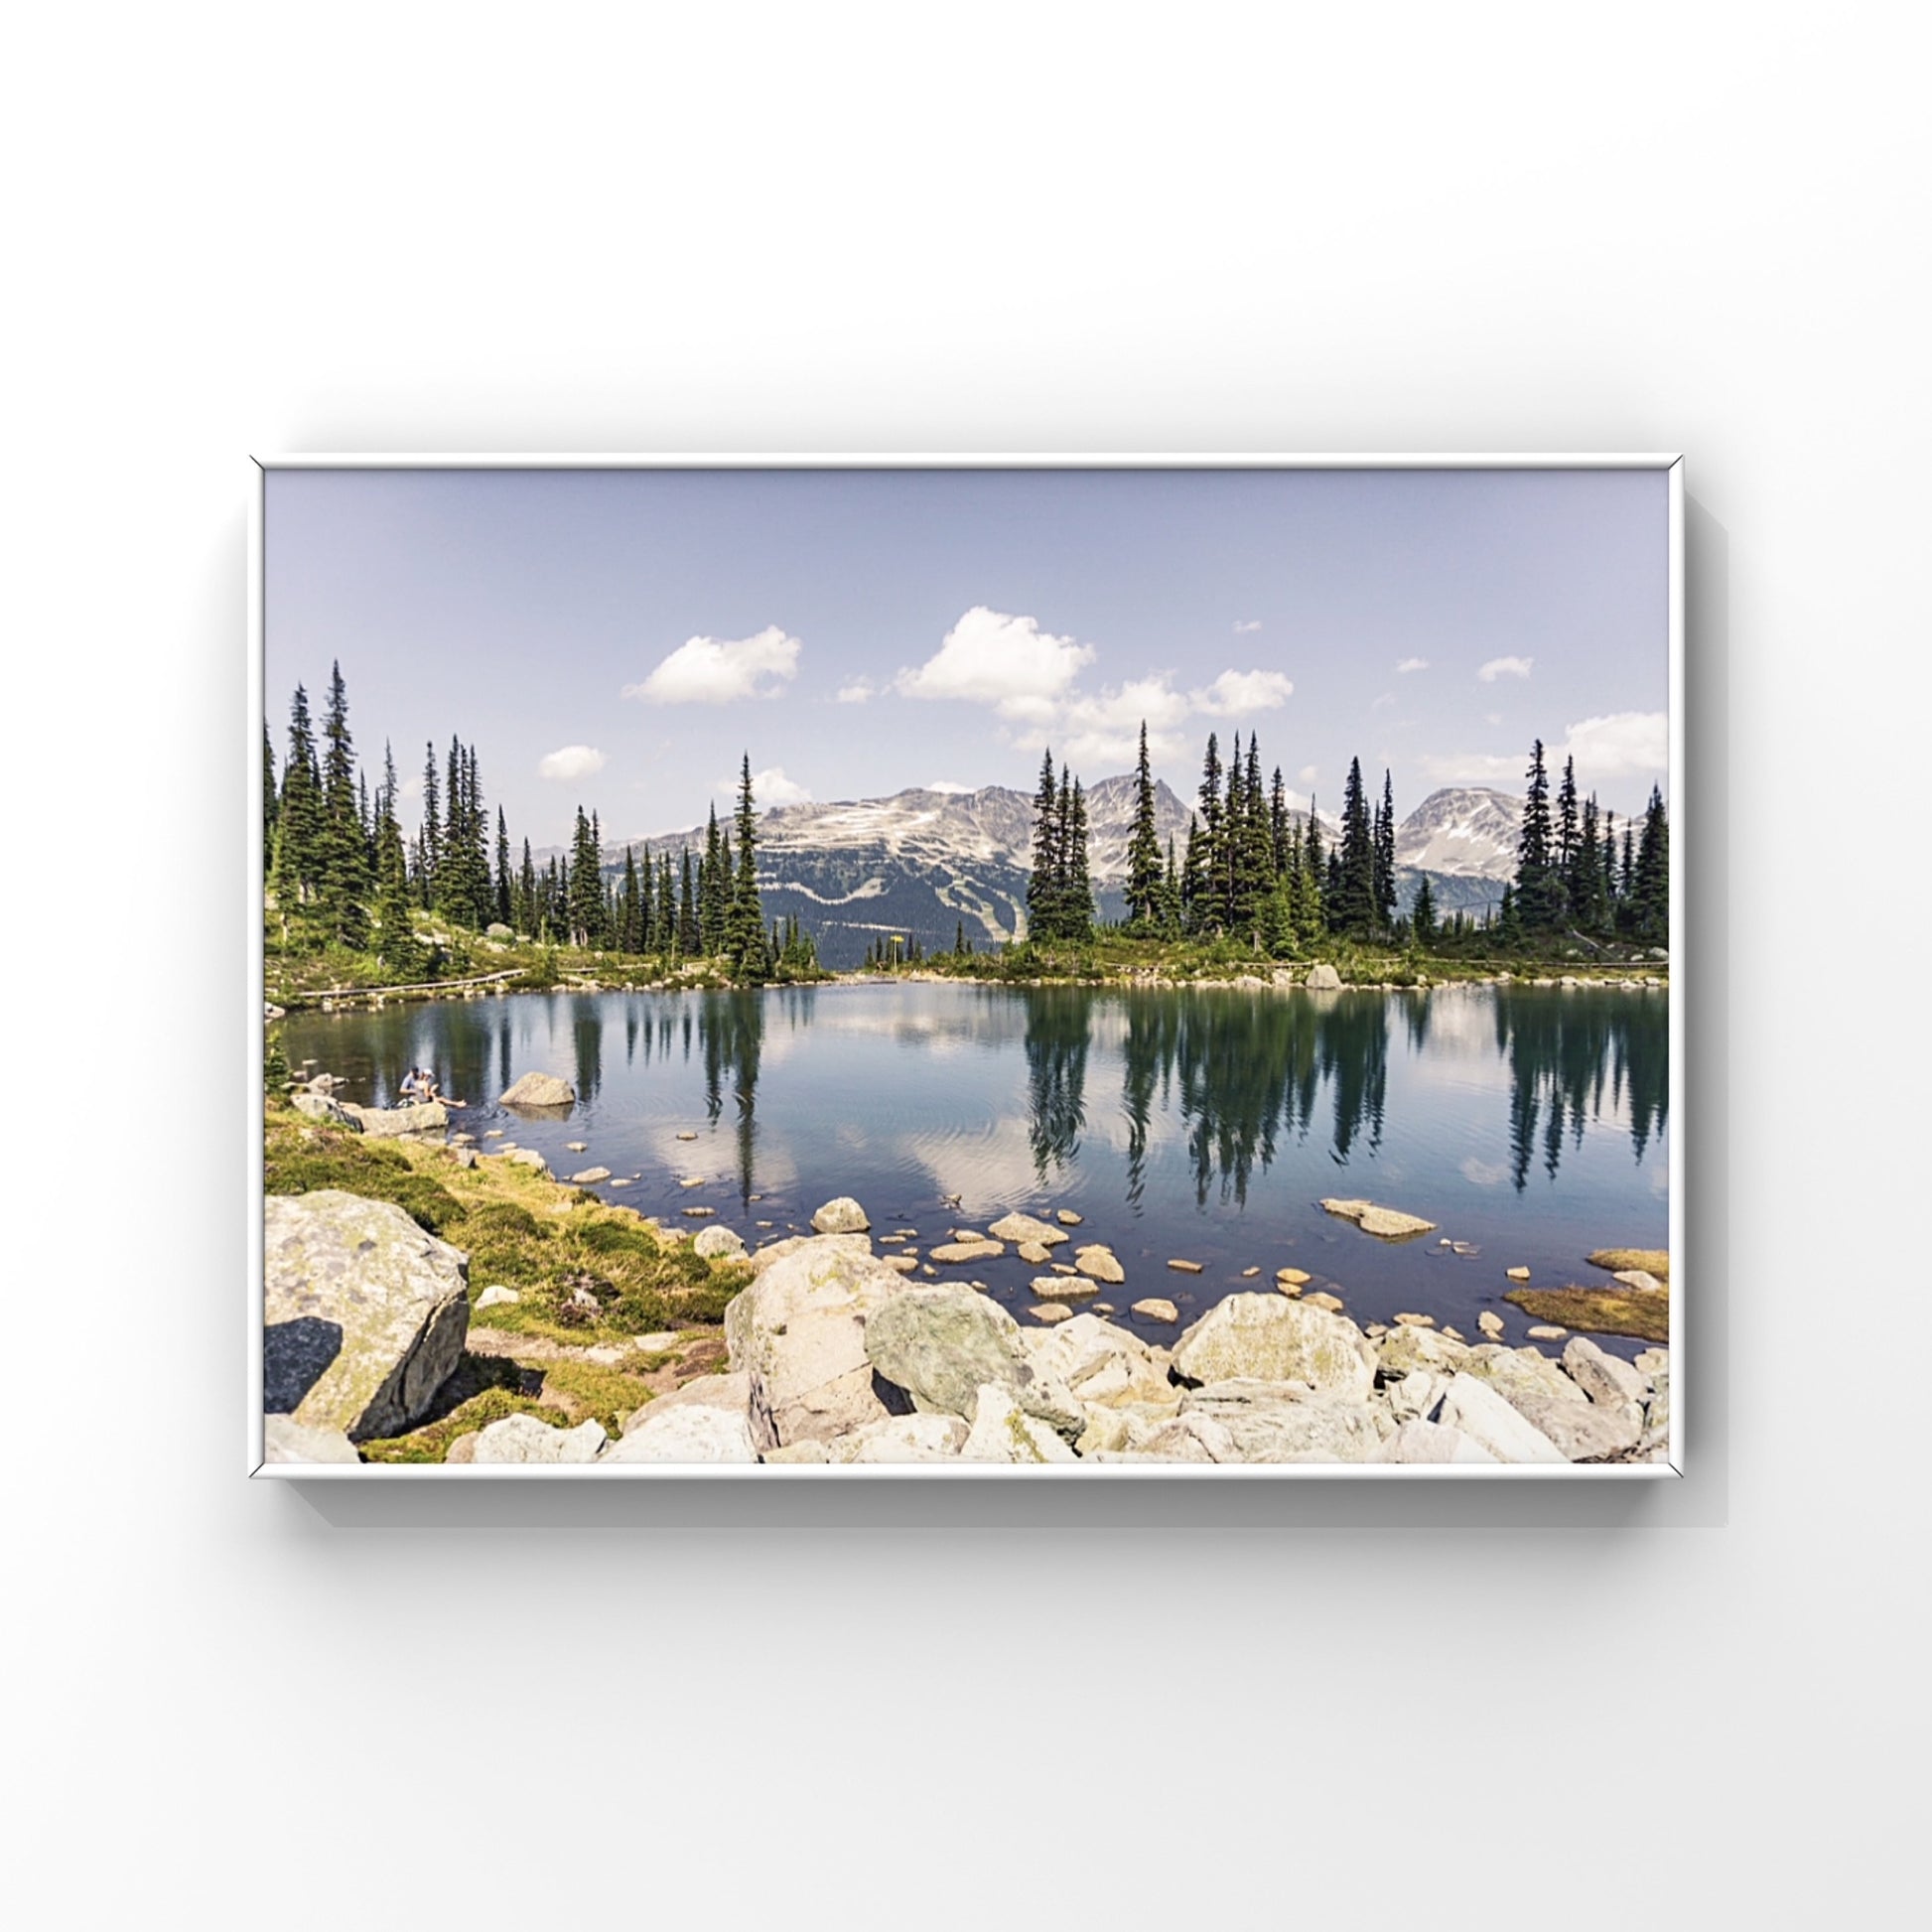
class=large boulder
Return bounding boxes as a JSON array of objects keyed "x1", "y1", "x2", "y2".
[
  {"x1": 751, "y1": 1232, "x2": 871, "y2": 1276},
  {"x1": 1376, "y1": 1324, "x2": 1471, "y2": 1378},
  {"x1": 864, "y1": 1286, "x2": 1082, "y2": 1438},
  {"x1": 292, "y1": 1092, "x2": 360, "y2": 1131},
  {"x1": 1436, "y1": 1373, "x2": 1568, "y2": 1463},
  {"x1": 263, "y1": 1190, "x2": 470, "y2": 1442},
  {"x1": 1177, "y1": 1381, "x2": 1389, "y2": 1462},
  {"x1": 1563, "y1": 1336, "x2": 1651, "y2": 1409},
  {"x1": 604, "y1": 1374, "x2": 758, "y2": 1463},
  {"x1": 810, "y1": 1196, "x2": 871, "y2": 1234},
  {"x1": 692, "y1": 1225, "x2": 748, "y2": 1261},
  {"x1": 1305, "y1": 963, "x2": 1343, "y2": 992},
  {"x1": 724, "y1": 1237, "x2": 912, "y2": 1449},
  {"x1": 499, "y1": 1071, "x2": 575, "y2": 1110},
  {"x1": 1171, "y1": 1294, "x2": 1377, "y2": 1401},
  {"x1": 1022, "y1": 1313, "x2": 1174, "y2": 1413},
  {"x1": 341, "y1": 1100, "x2": 448, "y2": 1139},
  {"x1": 959, "y1": 1384, "x2": 1076, "y2": 1463},
  {"x1": 470, "y1": 1415, "x2": 607, "y2": 1463},
  {"x1": 1459, "y1": 1344, "x2": 1589, "y2": 1413}
]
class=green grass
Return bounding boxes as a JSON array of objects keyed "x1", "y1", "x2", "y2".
[
  {"x1": 535, "y1": 1359, "x2": 657, "y2": 1436},
  {"x1": 263, "y1": 1102, "x2": 751, "y2": 1348},
  {"x1": 1585, "y1": 1248, "x2": 1671, "y2": 1283},
  {"x1": 1504, "y1": 1286, "x2": 1670, "y2": 1344}
]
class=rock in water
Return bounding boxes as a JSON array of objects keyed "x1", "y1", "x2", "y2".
[
  {"x1": 263, "y1": 1191, "x2": 470, "y2": 1442},
  {"x1": 1319, "y1": 1197, "x2": 1439, "y2": 1240},
  {"x1": 498, "y1": 1071, "x2": 575, "y2": 1109},
  {"x1": 470, "y1": 1415, "x2": 607, "y2": 1463},
  {"x1": 341, "y1": 1099, "x2": 448, "y2": 1139},
  {"x1": 987, "y1": 1212, "x2": 1068, "y2": 1248},
  {"x1": 1171, "y1": 1293, "x2": 1376, "y2": 1400},
  {"x1": 262, "y1": 1416, "x2": 361, "y2": 1464},
  {"x1": 1074, "y1": 1246, "x2": 1126, "y2": 1285},
  {"x1": 810, "y1": 1196, "x2": 871, "y2": 1235},
  {"x1": 724, "y1": 1237, "x2": 912, "y2": 1449},
  {"x1": 292, "y1": 1092, "x2": 361, "y2": 1131},
  {"x1": 929, "y1": 1238, "x2": 1004, "y2": 1264},
  {"x1": 693, "y1": 1225, "x2": 748, "y2": 1260},
  {"x1": 504, "y1": 1149, "x2": 550, "y2": 1175},
  {"x1": 1131, "y1": 1299, "x2": 1179, "y2": 1323},
  {"x1": 1029, "y1": 1303, "x2": 1074, "y2": 1324},
  {"x1": 568, "y1": 1167, "x2": 612, "y2": 1184},
  {"x1": 1305, "y1": 963, "x2": 1343, "y2": 991}
]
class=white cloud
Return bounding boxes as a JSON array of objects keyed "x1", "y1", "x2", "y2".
[
  {"x1": 1371, "y1": 691, "x2": 1397, "y2": 711},
  {"x1": 538, "y1": 745, "x2": 608, "y2": 781},
  {"x1": 1422, "y1": 711, "x2": 1669, "y2": 788},
  {"x1": 925, "y1": 779, "x2": 974, "y2": 794},
  {"x1": 1396, "y1": 656, "x2": 1430, "y2": 674},
  {"x1": 397, "y1": 773, "x2": 424, "y2": 804},
  {"x1": 897, "y1": 607, "x2": 1095, "y2": 715},
  {"x1": 1015, "y1": 674, "x2": 1195, "y2": 767},
  {"x1": 1232, "y1": 619, "x2": 1263, "y2": 634},
  {"x1": 1299, "y1": 764, "x2": 1318, "y2": 788},
  {"x1": 1189, "y1": 668, "x2": 1295, "y2": 717},
  {"x1": 718, "y1": 764, "x2": 811, "y2": 807},
  {"x1": 1477, "y1": 654, "x2": 1534, "y2": 683},
  {"x1": 836, "y1": 678, "x2": 874, "y2": 704},
  {"x1": 624, "y1": 625, "x2": 801, "y2": 704},
  {"x1": 1561, "y1": 711, "x2": 1670, "y2": 777}
]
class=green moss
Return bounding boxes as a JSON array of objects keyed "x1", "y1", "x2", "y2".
[
  {"x1": 1585, "y1": 1248, "x2": 1671, "y2": 1284},
  {"x1": 1503, "y1": 1286, "x2": 1670, "y2": 1344},
  {"x1": 263, "y1": 1116, "x2": 463, "y2": 1234},
  {"x1": 356, "y1": 1386, "x2": 562, "y2": 1463},
  {"x1": 535, "y1": 1360, "x2": 656, "y2": 1435}
]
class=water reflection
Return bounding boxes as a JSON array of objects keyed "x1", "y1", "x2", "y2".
[
  {"x1": 698, "y1": 992, "x2": 765, "y2": 1203},
  {"x1": 1023, "y1": 991, "x2": 1090, "y2": 1179},
  {"x1": 1492, "y1": 986, "x2": 1668, "y2": 1191}
]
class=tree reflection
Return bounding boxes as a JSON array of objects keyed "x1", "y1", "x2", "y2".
[
  {"x1": 1023, "y1": 990, "x2": 1090, "y2": 1181},
  {"x1": 698, "y1": 992, "x2": 765, "y2": 1203},
  {"x1": 1493, "y1": 988, "x2": 1668, "y2": 1190}
]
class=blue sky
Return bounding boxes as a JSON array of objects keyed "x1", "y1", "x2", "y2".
[{"x1": 265, "y1": 466, "x2": 1669, "y2": 848}]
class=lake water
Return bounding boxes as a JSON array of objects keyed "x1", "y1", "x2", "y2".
[{"x1": 280, "y1": 982, "x2": 1669, "y2": 1356}]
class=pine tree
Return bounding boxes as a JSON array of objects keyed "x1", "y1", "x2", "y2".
[
  {"x1": 678, "y1": 849, "x2": 699, "y2": 954},
  {"x1": 373, "y1": 782, "x2": 418, "y2": 972},
  {"x1": 418, "y1": 742, "x2": 441, "y2": 907},
  {"x1": 1232, "y1": 735, "x2": 1272, "y2": 939},
  {"x1": 1027, "y1": 751, "x2": 1061, "y2": 941},
  {"x1": 1375, "y1": 768, "x2": 1406, "y2": 934},
  {"x1": 493, "y1": 807, "x2": 512, "y2": 927},
  {"x1": 619, "y1": 847, "x2": 641, "y2": 952},
  {"x1": 1556, "y1": 755, "x2": 1580, "y2": 914},
  {"x1": 565, "y1": 805, "x2": 605, "y2": 947},
  {"x1": 1064, "y1": 776, "x2": 1094, "y2": 940},
  {"x1": 272, "y1": 685, "x2": 324, "y2": 913},
  {"x1": 317, "y1": 663, "x2": 369, "y2": 946},
  {"x1": 1412, "y1": 872, "x2": 1438, "y2": 949},
  {"x1": 262, "y1": 722, "x2": 278, "y2": 881},
  {"x1": 517, "y1": 838, "x2": 535, "y2": 935},
  {"x1": 1333, "y1": 758, "x2": 1377, "y2": 935},
  {"x1": 1124, "y1": 721, "x2": 1163, "y2": 930},
  {"x1": 1270, "y1": 767, "x2": 1290, "y2": 881},
  {"x1": 1193, "y1": 733, "x2": 1224, "y2": 935},
  {"x1": 1634, "y1": 786, "x2": 1670, "y2": 945},
  {"x1": 1516, "y1": 739, "x2": 1563, "y2": 929},
  {"x1": 726, "y1": 754, "x2": 768, "y2": 980},
  {"x1": 1498, "y1": 882, "x2": 1523, "y2": 944},
  {"x1": 1160, "y1": 835, "x2": 1183, "y2": 936},
  {"x1": 658, "y1": 853, "x2": 677, "y2": 953},
  {"x1": 1180, "y1": 813, "x2": 1207, "y2": 933}
]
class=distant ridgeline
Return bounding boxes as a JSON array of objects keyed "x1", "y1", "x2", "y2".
[{"x1": 265, "y1": 664, "x2": 1666, "y2": 981}]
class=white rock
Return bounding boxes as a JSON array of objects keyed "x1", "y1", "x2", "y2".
[
  {"x1": 471, "y1": 1415, "x2": 608, "y2": 1463},
  {"x1": 262, "y1": 1416, "x2": 360, "y2": 1464},
  {"x1": 826, "y1": 1414, "x2": 969, "y2": 1463},
  {"x1": 810, "y1": 1196, "x2": 871, "y2": 1234},
  {"x1": 605, "y1": 1375, "x2": 758, "y2": 1462},
  {"x1": 1563, "y1": 1335, "x2": 1651, "y2": 1409},
  {"x1": 693, "y1": 1225, "x2": 748, "y2": 1260},
  {"x1": 1172, "y1": 1293, "x2": 1376, "y2": 1400},
  {"x1": 1436, "y1": 1374, "x2": 1568, "y2": 1463},
  {"x1": 499, "y1": 1071, "x2": 575, "y2": 1109},
  {"x1": 1369, "y1": 1420, "x2": 1499, "y2": 1463},
  {"x1": 475, "y1": 1285, "x2": 521, "y2": 1311},
  {"x1": 987, "y1": 1212, "x2": 1068, "y2": 1248},
  {"x1": 959, "y1": 1384, "x2": 1077, "y2": 1463}
]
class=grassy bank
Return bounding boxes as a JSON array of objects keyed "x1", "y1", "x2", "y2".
[
  {"x1": 264, "y1": 1103, "x2": 748, "y2": 1459},
  {"x1": 866, "y1": 931, "x2": 1667, "y2": 989}
]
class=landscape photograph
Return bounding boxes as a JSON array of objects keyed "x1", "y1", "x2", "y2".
[{"x1": 256, "y1": 462, "x2": 1676, "y2": 1473}]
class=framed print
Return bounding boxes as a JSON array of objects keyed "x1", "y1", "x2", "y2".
[{"x1": 250, "y1": 456, "x2": 1682, "y2": 1477}]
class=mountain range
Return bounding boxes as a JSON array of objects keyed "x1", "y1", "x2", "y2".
[{"x1": 577, "y1": 775, "x2": 1522, "y2": 969}]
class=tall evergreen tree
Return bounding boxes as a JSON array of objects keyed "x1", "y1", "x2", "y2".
[
  {"x1": 1515, "y1": 739, "x2": 1564, "y2": 929},
  {"x1": 1064, "y1": 776, "x2": 1095, "y2": 940},
  {"x1": 1027, "y1": 751, "x2": 1062, "y2": 941},
  {"x1": 1193, "y1": 733, "x2": 1225, "y2": 935},
  {"x1": 726, "y1": 754, "x2": 769, "y2": 980},
  {"x1": 1124, "y1": 722, "x2": 1164, "y2": 929},
  {"x1": 678, "y1": 849, "x2": 699, "y2": 954},
  {"x1": 1373, "y1": 768, "x2": 1398, "y2": 934},
  {"x1": 317, "y1": 662, "x2": 369, "y2": 946},
  {"x1": 1332, "y1": 758, "x2": 1377, "y2": 935},
  {"x1": 1269, "y1": 767, "x2": 1290, "y2": 881},
  {"x1": 1301, "y1": 797, "x2": 1325, "y2": 943},
  {"x1": 565, "y1": 805, "x2": 605, "y2": 946},
  {"x1": 272, "y1": 683, "x2": 324, "y2": 912},
  {"x1": 1411, "y1": 872, "x2": 1438, "y2": 949},
  {"x1": 1556, "y1": 755, "x2": 1581, "y2": 911},
  {"x1": 418, "y1": 742, "x2": 441, "y2": 907},
  {"x1": 262, "y1": 722, "x2": 278, "y2": 876},
  {"x1": 517, "y1": 837, "x2": 535, "y2": 935},
  {"x1": 1633, "y1": 785, "x2": 1670, "y2": 944},
  {"x1": 494, "y1": 807, "x2": 513, "y2": 927}
]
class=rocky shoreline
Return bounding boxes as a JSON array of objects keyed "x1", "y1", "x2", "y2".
[{"x1": 263, "y1": 1176, "x2": 1671, "y2": 1471}]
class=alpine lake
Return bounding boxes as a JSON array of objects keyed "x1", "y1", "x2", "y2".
[{"x1": 280, "y1": 979, "x2": 1670, "y2": 1358}]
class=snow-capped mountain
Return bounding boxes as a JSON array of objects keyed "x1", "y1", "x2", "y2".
[
  {"x1": 583, "y1": 777, "x2": 1521, "y2": 966},
  {"x1": 1393, "y1": 786, "x2": 1523, "y2": 880}
]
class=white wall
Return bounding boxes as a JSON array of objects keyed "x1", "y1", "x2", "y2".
[{"x1": 7, "y1": 4, "x2": 1920, "y2": 1923}]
